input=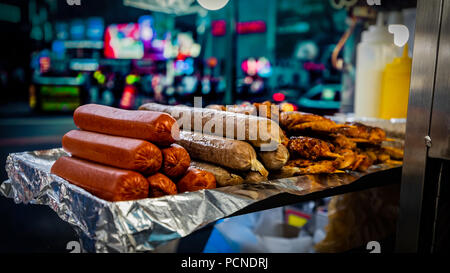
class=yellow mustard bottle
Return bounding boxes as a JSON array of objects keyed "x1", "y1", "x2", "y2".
[{"x1": 379, "y1": 44, "x2": 412, "y2": 119}]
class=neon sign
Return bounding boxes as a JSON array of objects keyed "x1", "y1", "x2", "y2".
[
  {"x1": 212, "y1": 20, "x2": 267, "y2": 36},
  {"x1": 236, "y1": 21, "x2": 266, "y2": 34}
]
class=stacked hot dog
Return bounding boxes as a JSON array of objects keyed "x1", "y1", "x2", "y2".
[{"x1": 51, "y1": 104, "x2": 216, "y2": 202}]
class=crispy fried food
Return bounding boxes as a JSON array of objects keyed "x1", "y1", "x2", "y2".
[
  {"x1": 362, "y1": 147, "x2": 393, "y2": 164},
  {"x1": 331, "y1": 147, "x2": 376, "y2": 172},
  {"x1": 284, "y1": 150, "x2": 372, "y2": 174},
  {"x1": 382, "y1": 146, "x2": 404, "y2": 160},
  {"x1": 334, "y1": 149, "x2": 358, "y2": 170},
  {"x1": 285, "y1": 159, "x2": 338, "y2": 174},
  {"x1": 280, "y1": 111, "x2": 330, "y2": 128},
  {"x1": 358, "y1": 146, "x2": 404, "y2": 166},
  {"x1": 280, "y1": 111, "x2": 353, "y2": 134},
  {"x1": 208, "y1": 104, "x2": 397, "y2": 175},
  {"x1": 386, "y1": 159, "x2": 403, "y2": 165},
  {"x1": 336, "y1": 122, "x2": 386, "y2": 144},
  {"x1": 288, "y1": 120, "x2": 341, "y2": 134},
  {"x1": 349, "y1": 153, "x2": 373, "y2": 172},
  {"x1": 332, "y1": 134, "x2": 357, "y2": 150},
  {"x1": 288, "y1": 136, "x2": 341, "y2": 160}
]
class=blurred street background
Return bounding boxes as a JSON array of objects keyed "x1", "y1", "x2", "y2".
[{"x1": 0, "y1": 104, "x2": 78, "y2": 252}]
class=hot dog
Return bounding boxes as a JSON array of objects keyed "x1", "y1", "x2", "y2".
[
  {"x1": 62, "y1": 130, "x2": 162, "y2": 175},
  {"x1": 258, "y1": 143, "x2": 290, "y2": 171},
  {"x1": 190, "y1": 160, "x2": 244, "y2": 187},
  {"x1": 244, "y1": 171, "x2": 269, "y2": 184},
  {"x1": 147, "y1": 173, "x2": 177, "y2": 198},
  {"x1": 177, "y1": 131, "x2": 269, "y2": 177},
  {"x1": 51, "y1": 156, "x2": 149, "y2": 202},
  {"x1": 74, "y1": 104, "x2": 179, "y2": 146},
  {"x1": 161, "y1": 144, "x2": 191, "y2": 178},
  {"x1": 177, "y1": 167, "x2": 216, "y2": 193},
  {"x1": 139, "y1": 103, "x2": 283, "y2": 150}
]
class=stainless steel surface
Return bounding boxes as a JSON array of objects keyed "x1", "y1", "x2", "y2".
[
  {"x1": 431, "y1": 160, "x2": 450, "y2": 252},
  {"x1": 1, "y1": 147, "x2": 402, "y2": 253},
  {"x1": 396, "y1": 0, "x2": 444, "y2": 252},
  {"x1": 430, "y1": 162, "x2": 444, "y2": 252},
  {"x1": 429, "y1": 0, "x2": 450, "y2": 160}
]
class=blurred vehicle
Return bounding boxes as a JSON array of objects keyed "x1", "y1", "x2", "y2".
[{"x1": 297, "y1": 84, "x2": 341, "y2": 115}]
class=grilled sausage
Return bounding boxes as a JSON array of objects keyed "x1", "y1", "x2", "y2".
[
  {"x1": 74, "y1": 104, "x2": 179, "y2": 146},
  {"x1": 177, "y1": 131, "x2": 269, "y2": 177},
  {"x1": 258, "y1": 143, "x2": 290, "y2": 171},
  {"x1": 139, "y1": 103, "x2": 283, "y2": 150},
  {"x1": 147, "y1": 173, "x2": 177, "y2": 198},
  {"x1": 190, "y1": 160, "x2": 244, "y2": 187},
  {"x1": 62, "y1": 130, "x2": 162, "y2": 175},
  {"x1": 161, "y1": 144, "x2": 191, "y2": 178},
  {"x1": 177, "y1": 167, "x2": 216, "y2": 193},
  {"x1": 244, "y1": 171, "x2": 269, "y2": 184},
  {"x1": 51, "y1": 156, "x2": 149, "y2": 202}
]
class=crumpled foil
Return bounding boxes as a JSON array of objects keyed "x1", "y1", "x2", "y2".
[{"x1": 0, "y1": 147, "x2": 401, "y2": 253}]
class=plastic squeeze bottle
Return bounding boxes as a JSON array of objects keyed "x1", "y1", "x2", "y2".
[
  {"x1": 354, "y1": 13, "x2": 398, "y2": 118},
  {"x1": 379, "y1": 45, "x2": 412, "y2": 119}
]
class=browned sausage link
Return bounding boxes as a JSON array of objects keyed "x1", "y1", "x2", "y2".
[
  {"x1": 258, "y1": 143, "x2": 290, "y2": 171},
  {"x1": 147, "y1": 173, "x2": 178, "y2": 198},
  {"x1": 161, "y1": 144, "x2": 191, "y2": 178},
  {"x1": 139, "y1": 103, "x2": 282, "y2": 149},
  {"x1": 62, "y1": 130, "x2": 162, "y2": 175},
  {"x1": 177, "y1": 167, "x2": 216, "y2": 193},
  {"x1": 51, "y1": 156, "x2": 149, "y2": 202},
  {"x1": 190, "y1": 161, "x2": 244, "y2": 187},
  {"x1": 177, "y1": 131, "x2": 269, "y2": 177},
  {"x1": 74, "y1": 104, "x2": 179, "y2": 146},
  {"x1": 244, "y1": 171, "x2": 268, "y2": 184}
]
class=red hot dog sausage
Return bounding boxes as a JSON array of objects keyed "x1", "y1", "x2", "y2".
[
  {"x1": 147, "y1": 173, "x2": 178, "y2": 198},
  {"x1": 177, "y1": 167, "x2": 216, "y2": 193},
  {"x1": 63, "y1": 130, "x2": 162, "y2": 175},
  {"x1": 73, "y1": 104, "x2": 179, "y2": 146},
  {"x1": 161, "y1": 144, "x2": 191, "y2": 178},
  {"x1": 51, "y1": 156, "x2": 149, "y2": 202}
]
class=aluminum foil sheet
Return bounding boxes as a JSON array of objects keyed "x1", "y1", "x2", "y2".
[{"x1": 0, "y1": 147, "x2": 401, "y2": 253}]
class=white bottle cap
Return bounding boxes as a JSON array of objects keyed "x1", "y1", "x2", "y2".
[{"x1": 361, "y1": 12, "x2": 394, "y2": 43}]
